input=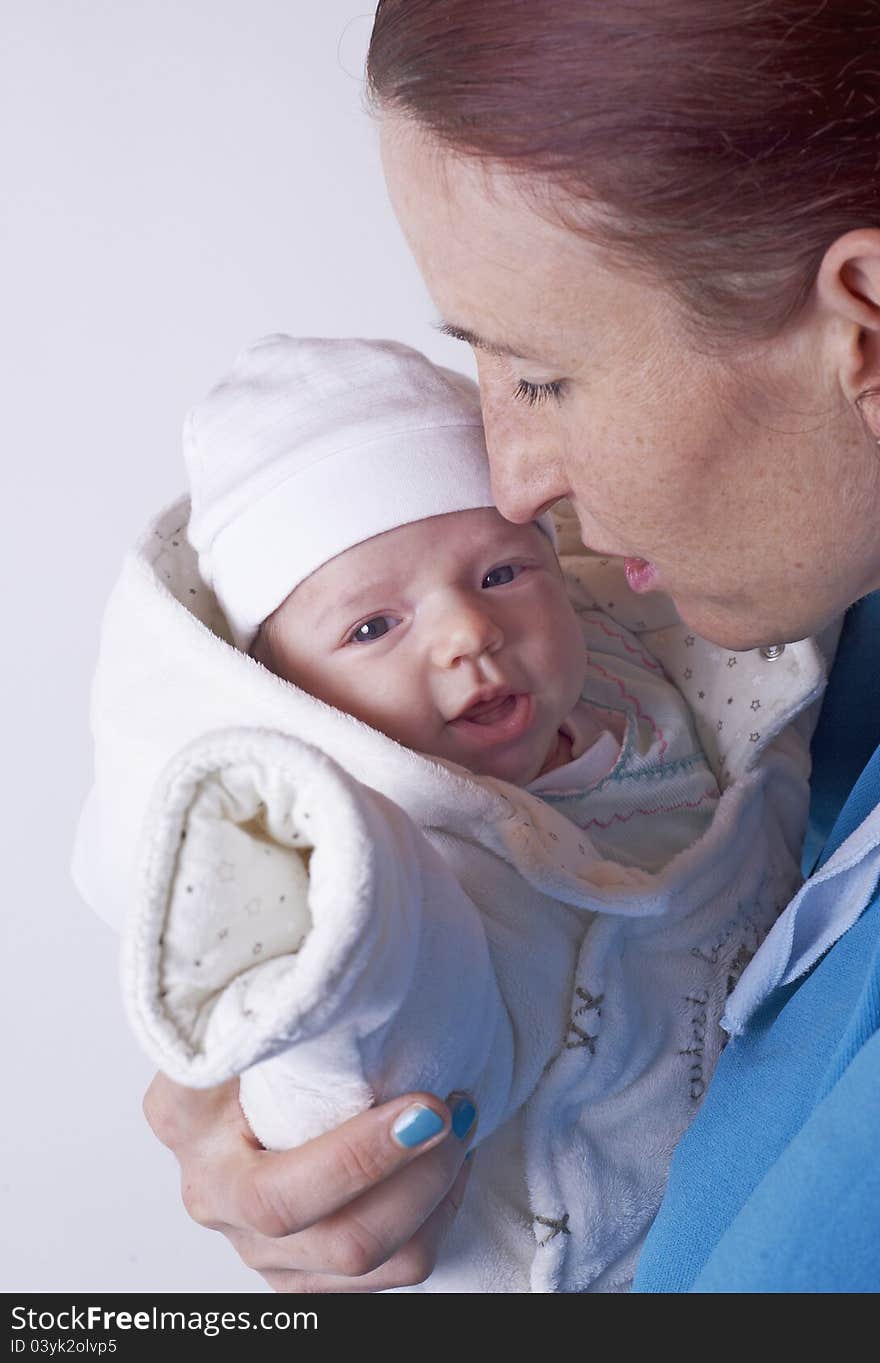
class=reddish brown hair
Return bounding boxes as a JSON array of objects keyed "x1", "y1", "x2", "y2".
[{"x1": 367, "y1": 0, "x2": 880, "y2": 339}]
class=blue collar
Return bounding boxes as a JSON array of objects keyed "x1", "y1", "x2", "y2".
[
  {"x1": 722, "y1": 590, "x2": 880, "y2": 1035},
  {"x1": 807, "y1": 591, "x2": 880, "y2": 872}
]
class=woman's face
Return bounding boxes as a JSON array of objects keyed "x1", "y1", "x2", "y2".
[{"x1": 381, "y1": 117, "x2": 880, "y2": 650}]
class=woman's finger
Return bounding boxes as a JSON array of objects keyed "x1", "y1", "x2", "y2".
[
  {"x1": 143, "y1": 1072, "x2": 477, "y2": 1248},
  {"x1": 251, "y1": 1158, "x2": 475, "y2": 1292},
  {"x1": 202, "y1": 1090, "x2": 470, "y2": 1239},
  {"x1": 223, "y1": 1136, "x2": 475, "y2": 1278}
]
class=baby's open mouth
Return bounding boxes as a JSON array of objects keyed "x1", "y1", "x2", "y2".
[
  {"x1": 449, "y1": 692, "x2": 535, "y2": 746},
  {"x1": 460, "y1": 694, "x2": 518, "y2": 725}
]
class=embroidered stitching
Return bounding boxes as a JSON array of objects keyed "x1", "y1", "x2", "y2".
[
  {"x1": 690, "y1": 915, "x2": 737, "y2": 965},
  {"x1": 539, "y1": 751, "x2": 707, "y2": 804},
  {"x1": 692, "y1": 907, "x2": 764, "y2": 967},
  {"x1": 574, "y1": 987, "x2": 604, "y2": 1015},
  {"x1": 580, "y1": 786, "x2": 717, "y2": 832},
  {"x1": 679, "y1": 991, "x2": 709, "y2": 1101},
  {"x1": 584, "y1": 654, "x2": 669, "y2": 762},
  {"x1": 534, "y1": 1213, "x2": 571, "y2": 1245},
  {"x1": 726, "y1": 942, "x2": 755, "y2": 996},
  {"x1": 586, "y1": 617, "x2": 664, "y2": 672},
  {"x1": 564, "y1": 988, "x2": 603, "y2": 1051},
  {"x1": 564, "y1": 1020, "x2": 597, "y2": 1053}
]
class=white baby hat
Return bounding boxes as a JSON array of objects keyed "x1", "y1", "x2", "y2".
[{"x1": 184, "y1": 334, "x2": 504, "y2": 650}]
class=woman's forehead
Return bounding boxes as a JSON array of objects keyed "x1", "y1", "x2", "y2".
[
  {"x1": 380, "y1": 114, "x2": 670, "y2": 367},
  {"x1": 383, "y1": 124, "x2": 559, "y2": 262}
]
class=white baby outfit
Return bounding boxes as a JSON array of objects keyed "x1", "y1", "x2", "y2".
[{"x1": 71, "y1": 494, "x2": 833, "y2": 1293}]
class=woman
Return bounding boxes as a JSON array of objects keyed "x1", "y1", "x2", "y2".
[{"x1": 144, "y1": 0, "x2": 880, "y2": 1291}]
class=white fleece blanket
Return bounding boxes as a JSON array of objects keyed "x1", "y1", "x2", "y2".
[{"x1": 72, "y1": 498, "x2": 832, "y2": 1293}]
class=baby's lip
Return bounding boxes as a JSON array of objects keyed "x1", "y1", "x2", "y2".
[
  {"x1": 447, "y1": 692, "x2": 536, "y2": 748},
  {"x1": 449, "y1": 684, "x2": 514, "y2": 724}
]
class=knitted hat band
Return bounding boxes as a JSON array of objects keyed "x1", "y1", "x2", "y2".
[{"x1": 185, "y1": 335, "x2": 554, "y2": 650}]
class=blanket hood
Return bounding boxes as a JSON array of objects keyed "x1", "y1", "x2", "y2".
[{"x1": 72, "y1": 496, "x2": 833, "y2": 933}]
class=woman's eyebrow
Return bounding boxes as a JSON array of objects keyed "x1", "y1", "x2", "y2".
[{"x1": 434, "y1": 320, "x2": 542, "y2": 363}]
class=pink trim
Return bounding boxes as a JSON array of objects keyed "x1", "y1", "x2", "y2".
[
  {"x1": 585, "y1": 655, "x2": 668, "y2": 762},
  {"x1": 588, "y1": 618, "x2": 663, "y2": 672},
  {"x1": 581, "y1": 786, "x2": 718, "y2": 831}
]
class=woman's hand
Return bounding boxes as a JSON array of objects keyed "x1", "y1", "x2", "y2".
[{"x1": 143, "y1": 1073, "x2": 476, "y2": 1292}]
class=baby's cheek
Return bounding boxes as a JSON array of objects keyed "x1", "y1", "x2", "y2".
[
  {"x1": 543, "y1": 590, "x2": 585, "y2": 659},
  {"x1": 377, "y1": 711, "x2": 427, "y2": 750},
  {"x1": 551, "y1": 605, "x2": 589, "y2": 707},
  {"x1": 355, "y1": 678, "x2": 430, "y2": 750}
]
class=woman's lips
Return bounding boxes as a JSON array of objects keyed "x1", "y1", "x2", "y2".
[
  {"x1": 623, "y1": 557, "x2": 659, "y2": 593},
  {"x1": 448, "y1": 693, "x2": 534, "y2": 746}
]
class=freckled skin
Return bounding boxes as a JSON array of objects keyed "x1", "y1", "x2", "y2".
[
  {"x1": 380, "y1": 116, "x2": 880, "y2": 650},
  {"x1": 258, "y1": 507, "x2": 588, "y2": 786}
]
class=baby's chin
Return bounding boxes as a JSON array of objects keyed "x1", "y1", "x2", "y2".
[{"x1": 439, "y1": 731, "x2": 560, "y2": 788}]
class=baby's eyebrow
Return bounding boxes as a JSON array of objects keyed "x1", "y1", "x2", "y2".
[{"x1": 318, "y1": 583, "x2": 389, "y2": 625}]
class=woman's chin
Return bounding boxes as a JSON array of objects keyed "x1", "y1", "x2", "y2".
[{"x1": 673, "y1": 594, "x2": 816, "y2": 653}]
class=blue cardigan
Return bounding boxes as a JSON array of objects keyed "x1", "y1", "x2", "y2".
[{"x1": 633, "y1": 592, "x2": 880, "y2": 1293}]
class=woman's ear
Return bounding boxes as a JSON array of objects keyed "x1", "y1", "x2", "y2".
[{"x1": 815, "y1": 228, "x2": 880, "y2": 440}]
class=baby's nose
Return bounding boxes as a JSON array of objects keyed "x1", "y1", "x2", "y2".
[{"x1": 429, "y1": 598, "x2": 503, "y2": 670}]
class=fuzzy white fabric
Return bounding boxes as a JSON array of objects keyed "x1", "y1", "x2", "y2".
[
  {"x1": 185, "y1": 335, "x2": 553, "y2": 651},
  {"x1": 72, "y1": 497, "x2": 833, "y2": 1293}
]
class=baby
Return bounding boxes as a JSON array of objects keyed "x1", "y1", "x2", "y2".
[
  {"x1": 73, "y1": 336, "x2": 827, "y2": 1292},
  {"x1": 249, "y1": 503, "x2": 629, "y2": 815},
  {"x1": 251, "y1": 505, "x2": 605, "y2": 790},
  {"x1": 195, "y1": 334, "x2": 619, "y2": 793}
]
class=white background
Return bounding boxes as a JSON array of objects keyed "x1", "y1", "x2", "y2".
[{"x1": 2, "y1": 1, "x2": 475, "y2": 1293}]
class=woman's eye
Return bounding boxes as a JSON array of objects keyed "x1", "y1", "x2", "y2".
[
  {"x1": 482, "y1": 564, "x2": 522, "y2": 589},
  {"x1": 348, "y1": 615, "x2": 397, "y2": 644},
  {"x1": 513, "y1": 378, "x2": 565, "y2": 407}
]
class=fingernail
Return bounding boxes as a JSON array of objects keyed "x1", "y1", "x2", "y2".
[
  {"x1": 391, "y1": 1104, "x2": 446, "y2": 1149},
  {"x1": 450, "y1": 1094, "x2": 477, "y2": 1140}
]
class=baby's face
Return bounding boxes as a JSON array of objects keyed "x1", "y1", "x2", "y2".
[{"x1": 257, "y1": 507, "x2": 586, "y2": 785}]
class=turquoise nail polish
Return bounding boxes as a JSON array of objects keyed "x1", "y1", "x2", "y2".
[
  {"x1": 391, "y1": 1104, "x2": 445, "y2": 1149},
  {"x1": 451, "y1": 1095, "x2": 477, "y2": 1140}
]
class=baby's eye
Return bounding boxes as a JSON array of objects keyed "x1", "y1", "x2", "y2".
[
  {"x1": 482, "y1": 564, "x2": 523, "y2": 589},
  {"x1": 348, "y1": 615, "x2": 398, "y2": 645}
]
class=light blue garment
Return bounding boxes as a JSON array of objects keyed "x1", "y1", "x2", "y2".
[{"x1": 633, "y1": 590, "x2": 880, "y2": 1293}]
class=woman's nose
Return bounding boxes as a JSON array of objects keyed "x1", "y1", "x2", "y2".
[
  {"x1": 429, "y1": 598, "x2": 504, "y2": 670},
  {"x1": 479, "y1": 396, "x2": 570, "y2": 525}
]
